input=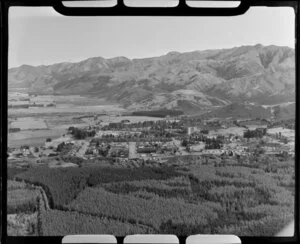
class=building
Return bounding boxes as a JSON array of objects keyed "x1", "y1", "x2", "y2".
[
  {"x1": 187, "y1": 126, "x2": 201, "y2": 135},
  {"x1": 202, "y1": 149, "x2": 225, "y2": 156},
  {"x1": 137, "y1": 147, "x2": 156, "y2": 154},
  {"x1": 190, "y1": 142, "x2": 205, "y2": 152},
  {"x1": 121, "y1": 119, "x2": 131, "y2": 124},
  {"x1": 9, "y1": 127, "x2": 21, "y2": 133}
]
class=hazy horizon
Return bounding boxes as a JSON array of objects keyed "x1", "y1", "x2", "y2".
[
  {"x1": 9, "y1": 43, "x2": 295, "y2": 69},
  {"x1": 9, "y1": 6, "x2": 295, "y2": 68}
]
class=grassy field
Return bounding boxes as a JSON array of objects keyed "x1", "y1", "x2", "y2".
[
  {"x1": 7, "y1": 93, "x2": 126, "y2": 147},
  {"x1": 8, "y1": 129, "x2": 66, "y2": 147},
  {"x1": 10, "y1": 117, "x2": 47, "y2": 130}
]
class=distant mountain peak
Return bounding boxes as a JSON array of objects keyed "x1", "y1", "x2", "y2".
[
  {"x1": 166, "y1": 51, "x2": 181, "y2": 56},
  {"x1": 8, "y1": 44, "x2": 295, "y2": 115}
]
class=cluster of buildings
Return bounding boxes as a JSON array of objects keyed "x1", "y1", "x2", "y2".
[{"x1": 7, "y1": 115, "x2": 295, "y2": 167}]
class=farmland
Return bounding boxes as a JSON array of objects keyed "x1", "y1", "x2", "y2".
[{"x1": 7, "y1": 92, "x2": 126, "y2": 147}]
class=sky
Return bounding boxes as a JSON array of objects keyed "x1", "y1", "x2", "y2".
[{"x1": 8, "y1": 6, "x2": 295, "y2": 68}]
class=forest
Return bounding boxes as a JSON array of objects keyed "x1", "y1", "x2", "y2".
[
  {"x1": 7, "y1": 154, "x2": 294, "y2": 236},
  {"x1": 131, "y1": 109, "x2": 184, "y2": 118}
]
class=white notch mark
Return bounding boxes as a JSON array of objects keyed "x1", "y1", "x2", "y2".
[
  {"x1": 186, "y1": 235, "x2": 241, "y2": 244},
  {"x1": 124, "y1": 234, "x2": 179, "y2": 244},
  {"x1": 187, "y1": 1, "x2": 241, "y2": 8},
  {"x1": 62, "y1": 0, "x2": 118, "y2": 8},
  {"x1": 62, "y1": 235, "x2": 117, "y2": 244},
  {"x1": 124, "y1": 0, "x2": 179, "y2": 7}
]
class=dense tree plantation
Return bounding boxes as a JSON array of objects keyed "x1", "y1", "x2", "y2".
[
  {"x1": 131, "y1": 109, "x2": 184, "y2": 118},
  {"x1": 15, "y1": 166, "x2": 179, "y2": 208},
  {"x1": 66, "y1": 187, "x2": 220, "y2": 230},
  {"x1": 7, "y1": 180, "x2": 40, "y2": 214},
  {"x1": 40, "y1": 210, "x2": 153, "y2": 236},
  {"x1": 8, "y1": 154, "x2": 294, "y2": 236}
]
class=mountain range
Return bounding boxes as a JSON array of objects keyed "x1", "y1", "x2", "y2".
[{"x1": 8, "y1": 44, "x2": 295, "y2": 118}]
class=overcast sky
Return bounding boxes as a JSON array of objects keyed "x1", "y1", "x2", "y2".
[{"x1": 9, "y1": 6, "x2": 295, "y2": 68}]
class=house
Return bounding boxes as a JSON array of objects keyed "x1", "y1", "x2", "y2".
[
  {"x1": 121, "y1": 119, "x2": 131, "y2": 124},
  {"x1": 9, "y1": 128, "x2": 21, "y2": 133},
  {"x1": 187, "y1": 126, "x2": 201, "y2": 135},
  {"x1": 190, "y1": 142, "x2": 205, "y2": 152},
  {"x1": 137, "y1": 147, "x2": 156, "y2": 154},
  {"x1": 202, "y1": 149, "x2": 225, "y2": 156}
]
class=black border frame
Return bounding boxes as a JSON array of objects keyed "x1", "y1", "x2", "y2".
[{"x1": 0, "y1": 1, "x2": 299, "y2": 244}]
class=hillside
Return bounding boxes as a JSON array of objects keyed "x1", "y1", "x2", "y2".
[
  {"x1": 9, "y1": 45, "x2": 295, "y2": 116},
  {"x1": 201, "y1": 103, "x2": 273, "y2": 119},
  {"x1": 273, "y1": 103, "x2": 296, "y2": 120}
]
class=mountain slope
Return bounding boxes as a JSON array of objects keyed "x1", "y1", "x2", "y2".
[
  {"x1": 8, "y1": 45, "x2": 295, "y2": 114},
  {"x1": 201, "y1": 103, "x2": 273, "y2": 119}
]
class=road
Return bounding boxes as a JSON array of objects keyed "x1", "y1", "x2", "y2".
[{"x1": 129, "y1": 141, "x2": 137, "y2": 159}]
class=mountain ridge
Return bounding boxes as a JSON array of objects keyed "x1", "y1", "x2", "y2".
[
  {"x1": 9, "y1": 44, "x2": 295, "y2": 116},
  {"x1": 10, "y1": 44, "x2": 294, "y2": 70}
]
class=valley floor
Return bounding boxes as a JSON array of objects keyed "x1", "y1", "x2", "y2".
[{"x1": 7, "y1": 93, "x2": 295, "y2": 236}]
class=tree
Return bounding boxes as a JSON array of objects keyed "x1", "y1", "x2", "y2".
[
  {"x1": 253, "y1": 145, "x2": 265, "y2": 157},
  {"x1": 182, "y1": 139, "x2": 188, "y2": 147},
  {"x1": 281, "y1": 137, "x2": 288, "y2": 144},
  {"x1": 56, "y1": 142, "x2": 66, "y2": 152}
]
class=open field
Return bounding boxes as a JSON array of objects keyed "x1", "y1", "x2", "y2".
[
  {"x1": 8, "y1": 93, "x2": 124, "y2": 116},
  {"x1": 8, "y1": 129, "x2": 66, "y2": 147},
  {"x1": 10, "y1": 117, "x2": 47, "y2": 130},
  {"x1": 8, "y1": 104, "x2": 124, "y2": 116},
  {"x1": 8, "y1": 94, "x2": 125, "y2": 147},
  {"x1": 8, "y1": 115, "x2": 165, "y2": 148},
  {"x1": 267, "y1": 127, "x2": 295, "y2": 139},
  {"x1": 209, "y1": 127, "x2": 246, "y2": 137}
]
